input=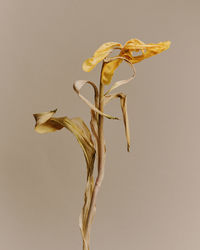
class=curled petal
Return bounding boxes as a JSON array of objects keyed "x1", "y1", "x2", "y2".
[
  {"x1": 82, "y1": 42, "x2": 122, "y2": 72},
  {"x1": 124, "y1": 38, "x2": 170, "y2": 51},
  {"x1": 123, "y1": 39, "x2": 171, "y2": 64},
  {"x1": 123, "y1": 38, "x2": 146, "y2": 52},
  {"x1": 123, "y1": 38, "x2": 148, "y2": 51},
  {"x1": 101, "y1": 57, "x2": 122, "y2": 85},
  {"x1": 101, "y1": 49, "x2": 135, "y2": 85},
  {"x1": 104, "y1": 57, "x2": 136, "y2": 94}
]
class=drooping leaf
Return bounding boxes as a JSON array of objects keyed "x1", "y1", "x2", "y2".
[
  {"x1": 33, "y1": 109, "x2": 95, "y2": 174},
  {"x1": 33, "y1": 109, "x2": 96, "y2": 249},
  {"x1": 104, "y1": 57, "x2": 136, "y2": 95},
  {"x1": 82, "y1": 42, "x2": 122, "y2": 72},
  {"x1": 73, "y1": 80, "x2": 119, "y2": 120},
  {"x1": 104, "y1": 93, "x2": 130, "y2": 152},
  {"x1": 120, "y1": 94, "x2": 130, "y2": 152}
]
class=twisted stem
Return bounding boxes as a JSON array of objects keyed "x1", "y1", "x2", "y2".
[{"x1": 84, "y1": 62, "x2": 106, "y2": 249}]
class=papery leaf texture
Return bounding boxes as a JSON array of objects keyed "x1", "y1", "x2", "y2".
[
  {"x1": 104, "y1": 93, "x2": 130, "y2": 151},
  {"x1": 33, "y1": 109, "x2": 96, "y2": 250},
  {"x1": 73, "y1": 80, "x2": 119, "y2": 120},
  {"x1": 33, "y1": 109, "x2": 95, "y2": 174},
  {"x1": 104, "y1": 56, "x2": 136, "y2": 95}
]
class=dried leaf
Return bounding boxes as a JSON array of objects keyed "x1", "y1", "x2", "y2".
[
  {"x1": 90, "y1": 110, "x2": 98, "y2": 147},
  {"x1": 120, "y1": 95, "x2": 130, "y2": 152},
  {"x1": 82, "y1": 42, "x2": 122, "y2": 72},
  {"x1": 33, "y1": 109, "x2": 95, "y2": 174},
  {"x1": 104, "y1": 93, "x2": 130, "y2": 152},
  {"x1": 104, "y1": 57, "x2": 136, "y2": 95},
  {"x1": 33, "y1": 109, "x2": 63, "y2": 133},
  {"x1": 33, "y1": 109, "x2": 96, "y2": 249},
  {"x1": 73, "y1": 80, "x2": 119, "y2": 120},
  {"x1": 79, "y1": 175, "x2": 95, "y2": 250}
]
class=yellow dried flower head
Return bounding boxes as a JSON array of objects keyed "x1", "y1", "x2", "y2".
[{"x1": 82, "y1": 39, "x2": 171, "y2": 85}]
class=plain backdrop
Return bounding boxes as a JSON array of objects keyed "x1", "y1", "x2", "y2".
[{"x1": 1, "y1": 0, "x2": 200, "y2": 250}]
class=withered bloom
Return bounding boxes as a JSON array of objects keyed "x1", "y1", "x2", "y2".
[
  {"x1": 83, "y1": 39, "x2": 170, "y2": 84},
  {"x1": 33, "y1": 38, "x2": 171, "y2": 250}
]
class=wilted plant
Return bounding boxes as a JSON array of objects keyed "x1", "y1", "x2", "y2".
[{"x1": 33, "y1": 38, "x2": 170, "y2": 250}]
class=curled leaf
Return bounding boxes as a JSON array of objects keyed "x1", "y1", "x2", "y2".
[
  {"x1": 33, "y1": 109, "x2": 63, "y2": 133},
  {"x1": 73, "y1": 80, "x2": 119, "y2": 120},
  {"x1": 104, "y1": 93, "x2": 130, "y2": 152},
  {"x1": 33, "y1": 109, "x2": 96, "y2": 249},
  {"x1": 82, "y1": 42, "x2": 122, "y2": 72},
  {"x1": 104, "y1": 56, "x2": 136, "y2": 95},
  {"x1": 33, "y1": 109, "x2": 95, "y2": 174}
]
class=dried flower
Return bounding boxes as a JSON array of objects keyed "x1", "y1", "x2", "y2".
[
  {"x1": 82, "y1": 39, "x2": 171, "y2": 84},
  {"x1": 33, "y1": 38, "x2": 171, "y2": 250}
]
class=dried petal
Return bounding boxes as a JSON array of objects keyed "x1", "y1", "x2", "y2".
[
  {"x1": 82, "y1": 42, "x2": 122, "y2": 72},
  {"x1": 124, "y1": 40, "x2": 171, "y2": 64},
  {"x1": 101, "y1": 57, "x2": 122, "y2": 85},
  {"x1": 104, "y1": 57, "x2": 136, "y2": 94},
  {"x1": 123, "y1": 38, "x2": 146, "y2": 51}
]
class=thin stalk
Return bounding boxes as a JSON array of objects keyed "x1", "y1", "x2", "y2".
[{"x1": 84, "y1": 63, "x2": 106, "y2": 249}]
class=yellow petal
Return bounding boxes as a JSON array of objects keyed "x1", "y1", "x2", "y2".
[
  {"x1": 82, "y1": 42, "x2": 122, "y2": 72},
  {"x1": 101, "y1": 57, "x2": 122, "y2": 85},
  {"x1": 104, "y1": 57, "x2": 136, "y2": 94},
  {"x1": 101, "y1": 48, "x2": 137, "y2": 85},
  {"x1": 123, "y1": 39, "x2": 171, "y2": 64},
  {"x1": 123, "y1": 38, "x2": 146, "y2": 51}
]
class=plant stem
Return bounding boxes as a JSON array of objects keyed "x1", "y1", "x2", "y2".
[{"x1": 84, "y1": 63, "x2": 106, "y2": 249}]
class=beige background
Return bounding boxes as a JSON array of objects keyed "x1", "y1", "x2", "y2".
[{"x1": 1, "y1": 0, "x2": 200, "y2": 249}]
